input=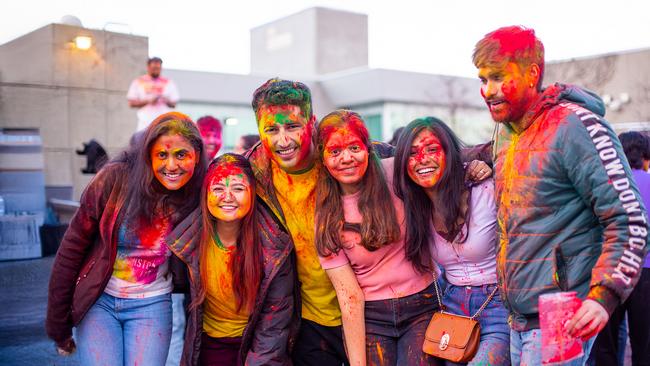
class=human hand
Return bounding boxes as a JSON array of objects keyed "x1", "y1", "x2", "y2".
[
  {"x1": 565, "y1": 299, "x2": 609, "y2": 341},
  {"x1": 56, "y1": 337, "x2": 76, "y2": 356},
  {"x1": 465, "y1": 160, "x2": 492, "y2": 182}
]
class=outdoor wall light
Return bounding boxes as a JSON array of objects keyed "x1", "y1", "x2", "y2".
[{"x1": 73, "y1": 36, "x2": 92, "y2": 50}]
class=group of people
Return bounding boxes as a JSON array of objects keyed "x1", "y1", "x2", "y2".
[{"x1": 45, "y1": 25, "x2": 648, "y2": 366}]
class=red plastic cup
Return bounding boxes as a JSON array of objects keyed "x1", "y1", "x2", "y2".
[{"x1": 539, "y1": 291, "x2": 583, "y2": 364}]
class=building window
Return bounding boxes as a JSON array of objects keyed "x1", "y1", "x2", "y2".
[{"x1": 363, "y1": 114, "x2": 383, "y2": 141}]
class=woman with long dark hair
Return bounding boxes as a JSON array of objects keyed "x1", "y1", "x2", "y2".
[
  {"x1": 315, "y1": 110, "x2": 440, "y2": 366},
  {"x1": 46, "y1": 112, "x2": 207, "y2": 365},
  {"x1": 393, "y1": 117, "x2": 510, "y2": 366},
  {"x1": 166, "y1": 153, "x2": 296, "y2": 366}
]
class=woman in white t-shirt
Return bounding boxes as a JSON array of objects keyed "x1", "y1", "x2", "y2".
[{"x1": 47, "y1": 112, "x2": 207, "y2": 365}]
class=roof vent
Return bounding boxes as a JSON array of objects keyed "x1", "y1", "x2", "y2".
[{"x1": 60, "y1": 15, "x2": 83, "y2": 27}]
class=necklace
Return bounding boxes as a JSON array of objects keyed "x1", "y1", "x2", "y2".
[{"x1": 214, "y1": 232, "x2": 234, "y2": 251}]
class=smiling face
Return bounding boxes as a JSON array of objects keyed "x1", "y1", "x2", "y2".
[
  {"x1": 257, "y1": 104, "x2": 315, "y2": 173},
  {"x1": 150, "y1": 133, "x2": 197, "y2": 191},
  {"x1": 407, "y1": 129, "x2": 446, "y2": 189},
  {"x1": 206, "y1": 165, "x2": 252, "y2": 223},
  {"x1": 322, "y1": 128, "x2": 369, "y2": 195},
  {"x1": 478, "y1": 61, "x2": 538, "y2": 126}
]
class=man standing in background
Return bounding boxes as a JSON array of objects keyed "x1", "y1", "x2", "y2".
[
  {"x1": 197, "y1": 116, "x2": 223, "y2": 160},
  {"x1": 126, "y1": 57, "x2": 183, "y2": 366},
  {"x1": 127, "y1": 57, "x2": 179, "y2": 132}
]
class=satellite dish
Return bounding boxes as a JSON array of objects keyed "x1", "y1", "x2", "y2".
[{"x1": 60, "y1": 15, "x2": 83, "y2": 27}]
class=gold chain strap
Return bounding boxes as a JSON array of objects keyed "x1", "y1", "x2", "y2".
[{"x1": 431, "y1": 270, "x2": 499, "y2": 320}]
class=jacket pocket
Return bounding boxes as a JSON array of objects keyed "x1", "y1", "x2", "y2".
[
  {"x1": 552, "y1": 245, "x2": 569, "y2": 291},
  {"x1": 75, "y1": 259, "x2": 97, "y2": 286}
]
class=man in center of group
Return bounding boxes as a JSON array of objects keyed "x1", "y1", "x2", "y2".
[{"x1": 245, "y1": 78, "x2": 347, "y2": 365}]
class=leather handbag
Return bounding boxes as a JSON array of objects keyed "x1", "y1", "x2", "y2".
[{"x1": 422, "y1": 273, "x2": 498, "y2": 363}]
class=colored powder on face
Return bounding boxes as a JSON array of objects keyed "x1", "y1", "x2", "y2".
[
  {"x1": 297, "y1": 117, "x2": 314, "y2": 165},
  {"x1": 319, "y1": 114, "x2": 369, "y2": 148},
  {"x1": 257, "y1": 104, "x2": 314, "y2": 170},
  {"x1": 207, "y1": 159, "x2": 244, "y2": 188}
]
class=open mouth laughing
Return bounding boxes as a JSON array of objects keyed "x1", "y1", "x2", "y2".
[{"x1": 275, "y1": 145, "x2": 298, "y2": 158}]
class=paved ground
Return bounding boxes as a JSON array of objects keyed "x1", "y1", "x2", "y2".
[
  {"x1": 0, "y1": 256, "x2": 80, "y2": 365},
  {"x1": 0, "y1": 256, "x2": 634, "y2": 366}
]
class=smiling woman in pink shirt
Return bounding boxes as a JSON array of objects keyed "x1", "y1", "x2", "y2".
[{"x1": 315, "y1": 110, "x2": 440, "y2": 366}]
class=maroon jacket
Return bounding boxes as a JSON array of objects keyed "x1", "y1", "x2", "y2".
[{"x1": 45, "y1": 162, "x2": 189, "y2": 343}]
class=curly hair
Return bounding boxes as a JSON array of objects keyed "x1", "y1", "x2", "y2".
[{"x1": 252, "y1": 78, "x2": 313, "y2": 120}]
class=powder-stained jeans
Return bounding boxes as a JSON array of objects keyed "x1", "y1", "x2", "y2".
[
  {"x1": 441, "y1": 283, "x2": 510, "y2": 366},
  {"x1": 364, "y1": 282, "x2": 442, "y2": 366},
  {"x1": 76, "y1": 292, "x2": 172, "y2": 366},
  {"x1": 510, "y1": 328, "x2": 596, "y2": 366}
]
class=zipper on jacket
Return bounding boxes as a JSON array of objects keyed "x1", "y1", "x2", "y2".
[{"x1": 497, "y1": 132, "x2": 520, "y2": 311}]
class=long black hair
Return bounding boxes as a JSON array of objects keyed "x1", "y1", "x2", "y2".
[
  {"x1": 393, "y1": 117, "x2": 471, "y2": 273},
  {"x1": 121, "y1": 112, "x2": 208, "y2": 226}
]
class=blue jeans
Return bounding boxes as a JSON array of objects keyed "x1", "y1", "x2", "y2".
[
  {"x1": 165, "y1": 293, "x2": 186, "y2": 366},
  {"x1": 76, "y1": 292, "x2": 173, "y2": 366},
  {"x1": 442, "y1": 283, "x2": 510, "y2": 366},
  {"x1": 364, "y1": 282, "x2": 442, "y2": 366},
  {"x1": 510, "y1": 328, "x2": 596, "y2": 366}
]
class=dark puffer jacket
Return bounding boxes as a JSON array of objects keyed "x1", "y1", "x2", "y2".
[
  {"x1": 166, "y1": 201, "x2": 298, "y2": 366},
  {"x1": 493, "y1": 83, "x2": 649, "y2": 331}
]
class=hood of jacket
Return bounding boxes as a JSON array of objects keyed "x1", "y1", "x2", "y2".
[{"x1": 516, "y1": 83, "x2": 606, "y2": 133}]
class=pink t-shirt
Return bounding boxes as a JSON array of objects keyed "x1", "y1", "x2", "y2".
[
  {"x1": 429, "y1": 179, "x2": 498, "y2": 286},
  {"x1": 319, "y1": 158, "x2": 433, "y2": 301}
]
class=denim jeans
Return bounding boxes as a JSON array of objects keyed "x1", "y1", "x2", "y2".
[
  {"x1": 442, "y1": 283, "x2": 510, "y2": 366},
  {"x1": 165, "y1": 293, "x2": 186, "y2": 366},
  {"x1": 510, "y1": 328, "x2": 596, "y2": 366},
  {"x1": 364, "y1": 282, "x2": 442, "y2": 366},
  {"x1": 76, "y1": 292, "x2": 172, "y2": 366}
]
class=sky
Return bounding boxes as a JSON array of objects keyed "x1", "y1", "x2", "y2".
[{"x1": 2, "y1": 0, "x2": 650, "y2": 78}]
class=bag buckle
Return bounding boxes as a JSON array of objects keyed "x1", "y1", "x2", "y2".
[{"x1": 439, "y1": 333, "x2": 450, "y2": 351}]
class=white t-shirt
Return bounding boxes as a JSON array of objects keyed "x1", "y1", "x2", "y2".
[
  {"x1": 104, "y1": 219, "x2": 173, "y2": 299},
  {"x1": 127, "y1": 74, "x2": 180, "y2": 131}
]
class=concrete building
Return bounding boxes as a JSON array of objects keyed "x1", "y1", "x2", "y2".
[
  {"x1": 169, "y1": 7, "x2": 493, "y2": 154},
  {"x1": 2, "y1": 7, "x2": 648, "y2": 201},
  {"x1": 0, "y1": 22, "x2": 147, "y2": 200},
  {"x1": 545, "y1": 48, "x2": 650, "y2": 132}
]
